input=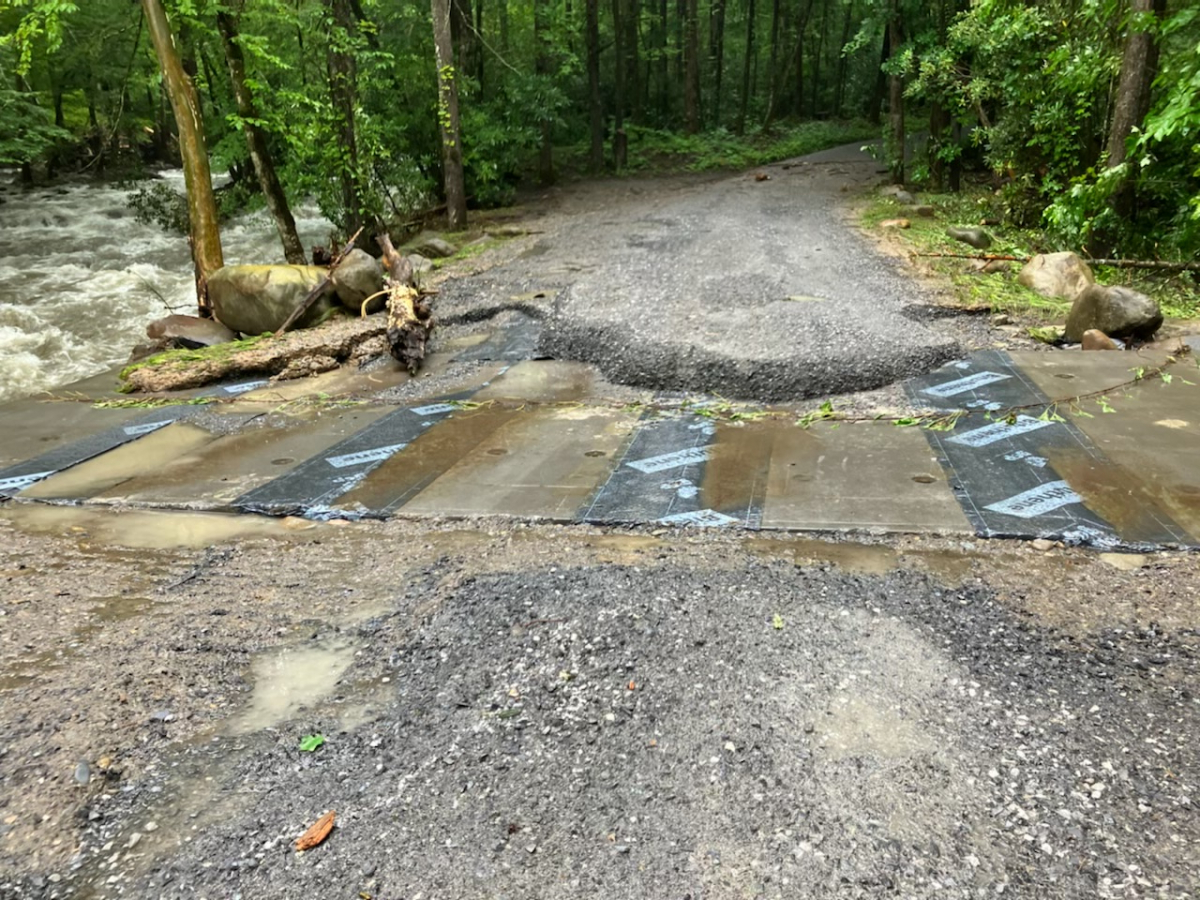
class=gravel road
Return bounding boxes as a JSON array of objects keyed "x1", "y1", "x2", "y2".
[{"x1": 0, "y1": 512, "x2": 1197, "y2": 900}]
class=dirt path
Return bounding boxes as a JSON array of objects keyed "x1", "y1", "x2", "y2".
[
  {"x1": 1, "y1": 507, "x2": 1198, "y2": 899},
  {"x1": 436, "y1": 144, "x2": 1000, "y2": 401}
]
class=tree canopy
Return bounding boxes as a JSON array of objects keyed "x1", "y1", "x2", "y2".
[{"x1": 2, "y1": 0, "x2": 1197, "y2": 265}]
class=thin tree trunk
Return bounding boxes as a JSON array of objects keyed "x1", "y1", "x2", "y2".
[
  {"x1": 809, "y1": 0, "x2": 826, "y2": 116},
  {"x1": 867, "y1": 29, "x2": 886, "y2": 125},
  {"x1": 535, "y1": 0, "x2": 555, "y2": 184},
  {"x1": 499, "y1": 0, "x2": 509, "y2": 52},
  {"x1": 613, "y1": 0, "x2": 626, "y2": 135},
  {"x1": 217, "y1": 8, "x2": 306, "y2": 264},
  {"x1": 736, "y1": 0, "x2": 755, "y2": 134},
  {"x1": 142, "y1": 0, "x2": 223, "y2": 316},
  {"x1": 451, "y1": 0, "x2": 477, "y2": 82},
  {"x1": 658, "y1": 0, "x2": 669, "y2": 120},
  {"x1": 683, "y1": 0, "x2": 700, "y2": 132},
  {"x1": 832, "y1": 0, "x2": 852, "y2": 117},
  {"x1": 709, "y1": 0, "x2": 725, "y2": 126},
  {"x1": 586, "y1": 0, "x2": 604, "y2": 172},
  {"x1": 627, "y1": 0, "x2": 642, "y2": 123},
  {"x1": 476, "y1": 0, "x2": 485, "y2": 94},
  {"x1": 432, "y1": 0, "x2": 468, "y2": 227},
  {"x1": 765, "y1": 0, "x2": 780, "y2": 120},
  {"x1": 326, "y1": 0, "x2": 371, "y2": 236},
  {"x1": 887, "y1": 9, "x2": 904, "y2": 184}
]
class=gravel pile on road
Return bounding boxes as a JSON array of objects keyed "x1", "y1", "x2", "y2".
[{"x1": 121, "y1": 561, "x2": 1198, "y2": 900}]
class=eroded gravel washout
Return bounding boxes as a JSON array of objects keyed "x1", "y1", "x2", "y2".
[{"x1": 14, "y1": 562, "x2": 1193, "y2": 899}]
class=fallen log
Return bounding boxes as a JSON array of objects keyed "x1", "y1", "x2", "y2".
[
  {"x1": 377, "y1": 232, "x2": 434, "y2": 374},
  {"x1": 276, "y1": 226, "x2": 364, "y2": 334},
  {"x1": 120, "y1": 316, "x2": 388, "y2": 393}
]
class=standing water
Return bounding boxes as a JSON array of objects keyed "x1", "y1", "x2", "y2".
[{"x1": 0, "y1": 170, "x2": 332, "y2": 404}]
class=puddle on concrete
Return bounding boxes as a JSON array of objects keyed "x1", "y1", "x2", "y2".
[
  {"x1": 228, "y1": 640, "x2": 358, "y2": 735},
  {"x1": 1045, "y1": 446, "x2": 1200, "y2": 543},
  {"x1": 703, "y1": 421, "x2": 774, "y2": 518},
  {"x1": 0, "y1": 504, "x2": 330, "y2": 550},
  {"x1": 22, "y1": 422, "x2": 216, "y2": 500}
]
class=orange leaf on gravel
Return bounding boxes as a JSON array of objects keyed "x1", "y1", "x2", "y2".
[{"x1": 295, "y1": 811, "x2": 336, "y2": 851}]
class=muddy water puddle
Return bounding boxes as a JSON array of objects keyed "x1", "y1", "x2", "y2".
[
  {"x1": 0, "y1": 503, "x2": 350, "y2": 550},
  {"x1": 228, "y1": 639, "x2": 359, "y2": 735}
]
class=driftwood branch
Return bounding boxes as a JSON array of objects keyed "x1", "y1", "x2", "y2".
[
  {"x1": 916, "y1": 251, "x2": 1200, "y2": 273},
  {"x1": 377, "y1": 232, "x2": 433, "y2": 374},
  {"x1": 276, "y1": 226, "x2": 364, "y2": 334}
]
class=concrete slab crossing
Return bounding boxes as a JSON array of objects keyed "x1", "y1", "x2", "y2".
[{"x1": 1, "y1": 349, "x2": 1197, "y2": 549}]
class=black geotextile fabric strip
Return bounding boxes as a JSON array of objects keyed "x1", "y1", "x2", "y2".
[{"x1": 907, "y1": 350, "x2": 1194, "y2": 549}]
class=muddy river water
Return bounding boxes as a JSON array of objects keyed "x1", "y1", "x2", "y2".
[{"x1": 0, "y1": 170, "x2": 332, "y2": 405}]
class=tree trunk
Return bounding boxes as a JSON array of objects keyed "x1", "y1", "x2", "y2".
[
  {"x1": 626, "y1": 0, "x2": 642, "y2": 123},
  {"x1": 476, "y1": 0, "x2": 485, "y2": 93},
  {"x1": 142, "y1": 0, "x2": 223, "y2": 316},
  {"x1": 887, "y1": 10, "x2": 904, "y2": 184},
  {"x1": 499, "y1": 0, "x2": 509, "y2": 52},
  {"x1": 326, "y1": 0, "x2": 372, "y2": 237},
  {"x1": 451, "y1": 0, "x2": 477, "y2": 84},
  {"x1": 809, "y1": 0, "x2": 826, "y2": 116},
  {"x1": 658, "y1": 0, "x2": 669, "y2": 120},
  {"x1": 709, "y1": 0, "x2": 725, "y2": 126},
  {"x1": 867, "y1": 29, "x2": 887, "y2": 125},
  {"x1": 765, "y1": 0, "x2": 780, "y2": 120},
  {"x1": 736, "y1": 0, "x2": 755, "y2": 134},
  {"x1": 535, "y1": 0, "x2": 555, "y2": 184},
  {"x1": 432, "y1": 0, "x2": 468, "y2": 228},
  {"x1": 1107, "y1": 0, "x2": 1164, "y2": 170},
  {"x1": 683, "y1": 0, "x2": 700, "y2": 132},
  {"x1": 832, "y1": 0, "x2": 852, "y2": 117},
  {"x1": 613, "y1": 0, "x2": 626, "y2": 136},
  {"x1": 586, "y1": 0, "x2": 604, "y2": 172},
  {"x1": 217, "y1": 8, "x2": 306, "y2": 264}
]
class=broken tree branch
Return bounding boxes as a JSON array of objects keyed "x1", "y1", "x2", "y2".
[
  {"x1": 276, "y1": 226, "x2": 364, "y2": 334},
  {"x1": 377, "y1": 232, "x2": 434, "y2": 373},
  {"x1": 915, "y1": 251, "x2": 1200, "y2": 273}
]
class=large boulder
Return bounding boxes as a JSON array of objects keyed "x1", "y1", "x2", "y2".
[
  {"x1": 330, "y1": 248, "x2": 385, "y2": 312},
  {"x1": 413, "y1": 235, "x2": 456, "y2": 259},
  {"x1": 1064, "y1": 284, "x2": 1163, "y2": 342},
  {"x1": 208, "y1": 265, "x2": 338, "y2": 335},
  {"x1": 1018, "y1": 252, "x2": 1095, "y2": 301},
  {"x1": 946, "y1": 226, "x2": 992, "y2": 249},
  {"x1": 146, "y1": 314, "x2": 235, "y2": 349}
]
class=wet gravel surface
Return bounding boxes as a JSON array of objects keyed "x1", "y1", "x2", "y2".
[{"x1": 1, "y1": 512, "x2": 1196, "y2": 900}]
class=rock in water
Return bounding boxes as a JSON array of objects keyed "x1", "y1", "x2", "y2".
[
  {"x1": 946, "y1": 226, "x2": 993, "y2": 249},
  {"x1": 330, "y1": 249, "x2": 386, "y2": 312},
  {"x1": 1081, "y1": 329, "x2": 1119, "y2": 351},
  {"x1": 146, "y1": 314, "x2": 235, "y2": 349},
  {"x1": 1018, "y1": 252, "x2": 1095, "y2": 301},
  {"x1": 208, "y1": 265, "x2": 338, "y2": 336},
  {"x1": 1065, "y1": 284, "x2": 1163, "y2": 342},
  {"x1": 413, "y1": 235, "x2": 456, "y2": 259}
]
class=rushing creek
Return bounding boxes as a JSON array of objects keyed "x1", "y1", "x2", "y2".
[{"x1": 0, "y1": 170, "x2": 333, "y2": 405}]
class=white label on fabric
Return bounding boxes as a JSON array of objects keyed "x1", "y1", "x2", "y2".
[
  {"x1": 0, "y1": 471, "x2": 54, "y2": 492},
  {"x1": 659, "y1": 509, "x2": 738, "y2": 527},
  {"x1": 985, "y1": 480, "x2": 1081, "y2": 518},
  {"x1": 626, "y1": 446, "x2": 710, "y2": 473},
  {"x1": 326, "y1": 444, "x2": 406, "y2": 468},
  {"x1": 123, "y1": 420, "x2": 174, "y2": 436},
  {"x1": 922, "y1": 371, "x2": 1011, "y2": 397},
  {"x1": 948, "y1": 415, "x2": 1052, "y2": 447}
]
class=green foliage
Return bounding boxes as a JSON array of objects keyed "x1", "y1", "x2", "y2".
[
  {"x1": 0, "y1": 84, "x2": 69, "y2": 164},
  {"x1": 298, "y1": 734, "x2": 325, "y2": 752}
]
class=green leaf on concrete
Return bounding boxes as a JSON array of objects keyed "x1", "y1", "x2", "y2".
[{"x1": 299, "y1": 734, "x2": 325, "y2": 752}]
